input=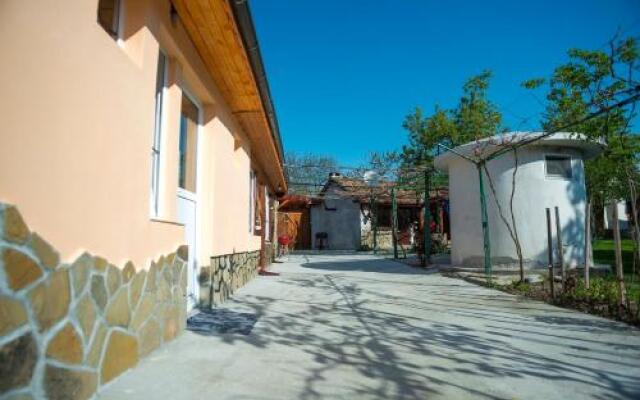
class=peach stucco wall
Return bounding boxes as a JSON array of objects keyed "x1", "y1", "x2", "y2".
[{"x1": 0, "y1": 0, "x2": 264, "y2": 269}]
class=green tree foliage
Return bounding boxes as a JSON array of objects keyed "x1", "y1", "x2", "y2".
[
  {"x1": 523, "y1": 36, "x2": 640, "y2": 203},
  {"x1": 401, "y1": 70, "x2": 502, "y2": 167},
  {"x1": 456, "y1": 71, "x2": 503, "y2": 144}
]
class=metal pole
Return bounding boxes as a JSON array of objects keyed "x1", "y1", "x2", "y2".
[
  {"x1": 584, "y1": 199, "x2": 591, "y2": 289},
  {"x1": 555, "y1": 206, "x2": 565, "y2": 293},
  {"x1": 392, "y1": 187, "x2": 398, "y2": 259},
  {"x1": 423, "y1": 170, "x2": 431, "y2": 266},
  {"x1": 546, "y1": 208, "x2": 555, "y2": 299},
  {"x1": 477, "y1": 164, "x2": 491, "y2": 279}
]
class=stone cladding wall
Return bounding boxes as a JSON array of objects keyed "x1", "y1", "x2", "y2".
[
  {"x1": 361, "y1": 229, "x2": 393, "y2": 250},
  {"x1": 0, "y1": 203, "x2": 187, "y2": 399},
  {"x1": 198, "y1": 251, "x2": 260, "y2": 307}
]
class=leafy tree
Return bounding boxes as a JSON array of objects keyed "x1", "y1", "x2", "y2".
[
  {"x1": 401, "y1": 71, "x2": 510, "y2": 271},
  {"x1": 523, "y1": 36, "x2": 640, "y2": 234},
  {"x1": 455, "y1": 70, "x2": 503, "y2": 144},
  {"x1": 400, "y1": 70, "x2": 502, "y2": 168},
  {"x1": 401, "y1": 106, "x2": 455, "y2": 167},
  {"x1": 523, "y1": 36, "x2": 639, "y2": 301}
]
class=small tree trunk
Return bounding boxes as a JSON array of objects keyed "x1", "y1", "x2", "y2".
[
  {"x1": 555, "y1": 207, "x2": 565, "y2": 293},
  {"x1": 584, "y1": 199, "x2": 592, "y2": 289},
  {"x1": 594, "y1": 197, "x2": 606, "y2": 238},
  {"x1": 628, "y1": 178, "x2": 640, "y2": 283},
  {"x1": 612, "y1": 204, "x2": 627, "y2": 308}
]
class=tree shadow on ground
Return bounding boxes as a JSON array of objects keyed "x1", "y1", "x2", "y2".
[
  {"x1": 299, "y1": 258, "x2": 440, "y2": 275},
  {"x1": 191, "y1": 258, "x2": 640, "y2": 400}
]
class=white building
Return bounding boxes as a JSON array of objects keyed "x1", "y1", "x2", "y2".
[
  {"x1": 309, "y1": 174, "x2": 423, "y2": 250},
  {"x1": 604, "y1": 201, "x2": 630, "y2": 231},
  {"x1": 434, "y1": 132, "x2": 603, "y2": 268}
]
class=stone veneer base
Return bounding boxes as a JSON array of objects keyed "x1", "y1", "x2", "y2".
[
  {"x1": 198, "y1": 251, "x2": 260, "y2": 307},
  {"x1": 0, "y1": 203, "x2": 187, "y2": 400}
]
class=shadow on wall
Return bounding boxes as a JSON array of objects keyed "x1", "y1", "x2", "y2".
[
  {"x1": 188, "y1": 267, "x2": 640, "y2": 399},
  {"x1": 532, "y1": 159, "x2": 587, "y2": 268}
]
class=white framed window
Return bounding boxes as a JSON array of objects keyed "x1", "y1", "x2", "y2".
[
  {"x1": 150, "y1": 51, "x2": 168, "y2": 217},
  {"x1": 97, "y1": 0, "x2": 121, "y2": 38},
  {"x1": 545, "y1": 154, "x2": 572, "y2": 179},
  {"x1": 249, "y1": 170, "x2": 256, "y2": 232},
  {"x1": 178, "y1": 93, "x2": 199, "y2": 193}
]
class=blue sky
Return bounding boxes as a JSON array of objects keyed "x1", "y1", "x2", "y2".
[{"x1": 250, "y1": 0, "x2": 640, "y2": 166}]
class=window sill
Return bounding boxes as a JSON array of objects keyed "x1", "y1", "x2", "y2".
[{"x1": 150, "y1": 217, "x2": 185, "y2": 227}]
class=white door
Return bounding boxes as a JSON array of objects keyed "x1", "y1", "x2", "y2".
[
  {"x1": 177, "y1": 192, "x2": 198, "y2": 311},
  {"x1": 177, "y1": 90, "x2": 200, "y2": 312}
]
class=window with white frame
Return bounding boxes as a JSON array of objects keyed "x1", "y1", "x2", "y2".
[
  {"x1": 97, "y1": 0, "x2": 121, "y2": 38},
  {"x1": 178, "y1": 93, "x2": 199, "y2": 193},
  {"x1": 545, "y1": 155, "x2": 572, "y2": 179},
  {"x1": 150, "y1": 51, "x2": 167, "y2": 216}
]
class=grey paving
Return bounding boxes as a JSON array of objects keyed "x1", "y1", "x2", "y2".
[{"x1": 99, "y1": 253, "x2": 640, "y2": 400}]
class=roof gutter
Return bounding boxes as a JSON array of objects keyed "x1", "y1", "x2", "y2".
[{"x1": 228, "y1": 0, "x2": 285, "y2": 172}]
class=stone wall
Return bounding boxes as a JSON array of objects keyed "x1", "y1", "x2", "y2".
[
  {"x1": 264, "y1": 242, "x2": 276, "y2": 265},
  {"x1": 198, "y1": 251, "x2": 260, "y2": 307},
  {"x1": 361, "y1": 229, "x2": 393, "y2": 251},
  {"x1": 0, "y1": 203, "x2": 187, "y2": 399}
]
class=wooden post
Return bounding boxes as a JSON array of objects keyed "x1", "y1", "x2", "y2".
[
  {"x1": 584, "y1": 200, "x2": 591, "y2": 289},
  {"x1": 555, "y1": 207, "x2": 565, "y2": 293},
  {"x1": 392, "y1": 187, "x2": 398, "y2": 259},
  {"x1": 546, "y1": 208, "x2": 555, "y2": 299},
  {"x1": 612, "y1": 203, "x2": 628, "y2": 307},
  {"x1": 273, "y1": 199, "x2": 279, "y2": 259}
]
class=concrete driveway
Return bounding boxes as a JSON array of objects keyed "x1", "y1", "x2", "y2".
[{"x1": 99, "y1": 253, "x2": 640, "y2": 400}]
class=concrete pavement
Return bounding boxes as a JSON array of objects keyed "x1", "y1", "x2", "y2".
[{"x1": 99, "y1": 253, "x2": 640, "y2": 400}]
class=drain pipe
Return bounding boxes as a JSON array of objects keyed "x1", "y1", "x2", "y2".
[{"x1": 228, "y1": 0, "x2": 287, "y2": 192}]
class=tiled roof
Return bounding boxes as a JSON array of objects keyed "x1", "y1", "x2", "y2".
[{"x1": 319, "y1": 176, "x2": 433, "y2": 206}]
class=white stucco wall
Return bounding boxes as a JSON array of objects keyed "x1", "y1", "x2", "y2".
[
  {"x1": 310, "y1": 198, "x2": 362, "y2": 250},
  {"x1": 446, "y1": 146, "x2": 588, "y2": 268}
]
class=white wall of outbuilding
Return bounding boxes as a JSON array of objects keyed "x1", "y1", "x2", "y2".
[{"x1": 444, "y1": 146, "x2": 588, "y2": 268}]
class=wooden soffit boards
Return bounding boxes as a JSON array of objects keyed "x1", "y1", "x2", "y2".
[{"x1": 172, "y1": 0, "x2": 285, "y2": 191}]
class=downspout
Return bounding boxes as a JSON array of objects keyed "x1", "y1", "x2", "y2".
[{"x1": 228, "y1": 0, "x2": 287, "y2": 193}]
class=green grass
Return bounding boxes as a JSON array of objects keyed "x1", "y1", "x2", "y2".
[
  {"x1": 592, "y1": 239, "x2": 640, "y2": 297},
  {"x1": 592, "y1": 239, "x2": 635, "y2": 274}
]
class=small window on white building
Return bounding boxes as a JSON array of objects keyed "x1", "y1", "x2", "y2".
[
  {"x1": 150, "y1": 51, "x2": 167, "y2": 216},
  {"x1": 545, "y1": 155, "x2": 572, "y2": 179},
  {"x1": 98, "y1": 0, "x2": 121, "y2": 38}
]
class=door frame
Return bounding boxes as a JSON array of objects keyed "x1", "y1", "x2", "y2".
[{"x1": 177, "y1": 86, "x2": 203, "y2": 312}]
